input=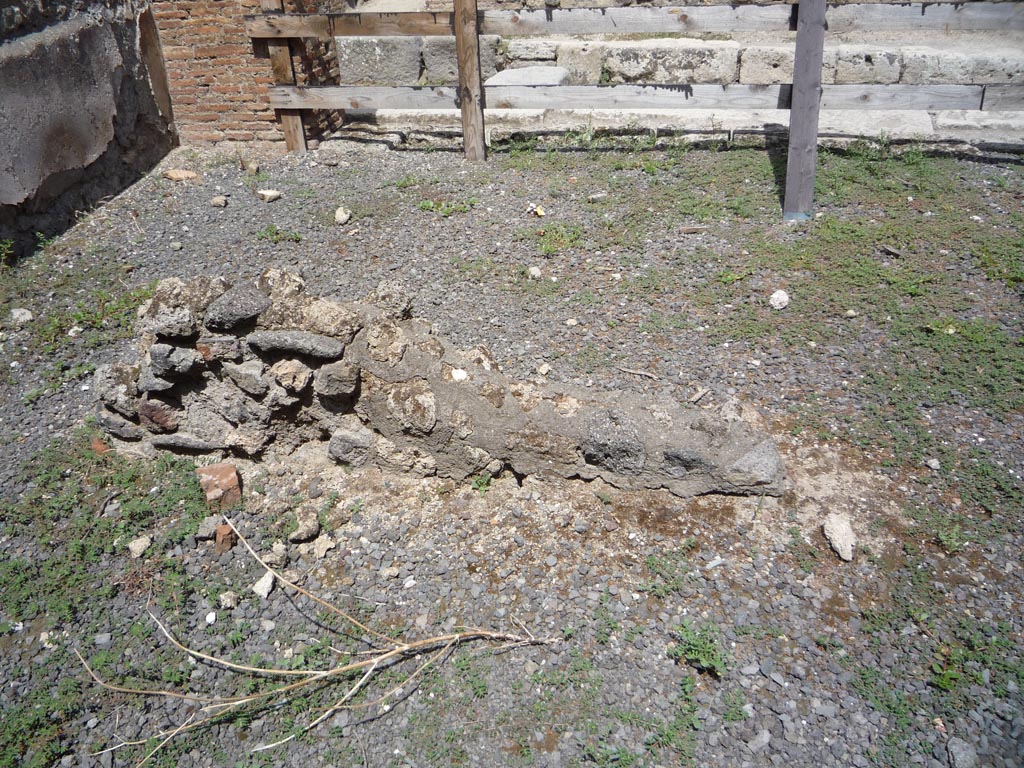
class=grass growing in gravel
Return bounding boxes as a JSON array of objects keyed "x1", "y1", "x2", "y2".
[{"x1": 0, "y1": 428, "x2": 213, "y2": 765}]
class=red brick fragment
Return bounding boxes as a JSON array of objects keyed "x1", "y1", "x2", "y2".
[
  {"x1": 215, "y1": 523, "x2": 237, "y2": 554},
  {"x1": 195, "y1": 463, "x2": 242, "y2": 510}
]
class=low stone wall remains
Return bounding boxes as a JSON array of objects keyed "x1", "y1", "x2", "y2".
[{"x1": 94, "y1": 271, "x2": 785, "y2": 498}]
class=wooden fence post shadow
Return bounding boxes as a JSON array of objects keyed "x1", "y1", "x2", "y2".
[
  {"x1": 783, "y1": 0, "x2": 827, "y2": 221},
  {"x1": 260, "y1": 0, "x2": 307, "y2": 152},
  {"x1": 454, "y1": 0, "x2": 487, "y2": 160}
]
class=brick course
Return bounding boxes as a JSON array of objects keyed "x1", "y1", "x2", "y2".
[{"x1": 152, "y1": 0, "x2": 343, "y2": 145}]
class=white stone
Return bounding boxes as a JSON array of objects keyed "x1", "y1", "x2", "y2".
[
  {"x1": 823, "y1": 513, "x2": 856, "y2": 562},
  {"x1": 485, "y1": 65, "x2": 570, "y2": 87},
  {"x1": 334, "y1": 206, "x2": 352, "y2": 225},
  {"x1": 219, "y1": 590, "x2": 240, "y2": 609},
  {"x1": 205, "y1": 611, "x2": 216, "y2": 625},
  {"x1": 128, "y1": 535, "x2": 151, "y2": 558},
  {"x1": 528, "y1": 266, "x2": 543, "y2": 279},
  {"x1": 450, "y1": 368, "x2": 469, "y2": 382},
  {"x1": 925, "y1": 457, "x2": 941, "y2": 471},
  {"x1": 538, "y1": 363, "x2": 552, "y2": 376},
  {"x1": 264, "y1": 540, "x2": 288, "y2": 569},
  {"x1": 252, "y1": 570, "x2": 275, "y2": 598},
  {"x1": 312, "y1": 534, "x2": 336, "y2": 559},
  {"x1": 9, "y1": 308, "x2": 33, "y2": 324},
  {"x1": 769, "y1": 289, "x2": 790, "y2": 310},
  {"x1": 257, "y1": 189, "x2": 282, "y2": 202}
]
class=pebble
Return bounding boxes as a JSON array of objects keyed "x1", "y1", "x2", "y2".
[
  {"x1": 769, "y1": 289, "x2": 790, "y2": 310},
  {"x1": 252, "y1": 571, "x2": 275, "y2": 598},
  {"x1": 9, "y1": 308, "x2": 33, "y2": 325},
  {"x1": 257, "y1": 189, "x2": 282, "y2": 202},
  {"x1": 127, "y1": 535, "x2": 151, "y2": 558}
]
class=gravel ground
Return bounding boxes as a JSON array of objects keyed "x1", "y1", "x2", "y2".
[{"x1": 0, "y1": 135, "x2": 1022, "y2": 768}]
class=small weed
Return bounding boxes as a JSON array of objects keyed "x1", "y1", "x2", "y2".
[
  {"x1": 255, "y1": 224, "x2": 302, "y2": 244},
  {"x1": 722, "y1": 689, "x2": 749, "y2": 722},
  {"x1": 639, "y1": 539, "x2": 696, "y2": 598},
  {"x1": 418, "y1": 198, "x2": 477, "y2": 216},
  {"x1": 394, "y1": 174, "x2": 420, "y2": 189},
  {"x1": 34, "y1": 231, "x2": 59, "y2": 251},
  {"x1": 669, "y1": 620, "x2": 730, "y2": 678},
  {"x1": 787, "y1": 526, "x2": 820, "y2": 573},
  {"x1": 594, "y1": 602, "x2": 619, "y2": 645},
  {"x1": 471, "y1": 472, "x2": 491, "y2": 496},
  {"x1": 453, "y1": 652, "x2": 488, "y2": 699},
  {"x1": 535, "y1": 223, "x2": 583, "y2": 256}
]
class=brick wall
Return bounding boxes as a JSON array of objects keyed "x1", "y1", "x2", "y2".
[{"x1": 152, "y1": 0, "x2": 342, "y2": 144}]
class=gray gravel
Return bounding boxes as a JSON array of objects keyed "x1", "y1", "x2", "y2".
[{"x1": 0, "y1": 138, "x2": 1021, "y2": 768}]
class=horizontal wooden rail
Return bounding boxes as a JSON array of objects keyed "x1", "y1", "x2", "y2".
[
  {"x1": 984, "y1": 85, "x2": 1024, "y2": 111},
  {"x1": 248, "y1": 0, "x2": 1024, "y2": 217},
  {"x1": 245, "y1": 2, "x2": 1024, "y2": 40},
  {"x1": 267, "y1": 83, "x2": 1003, "y2": 112}
]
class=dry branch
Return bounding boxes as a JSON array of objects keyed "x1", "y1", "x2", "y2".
[{"x1": 77, "y1": 515, "x2": 557, "y2": 767}]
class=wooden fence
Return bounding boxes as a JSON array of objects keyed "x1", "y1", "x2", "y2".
[{"x1": 246, "y1": 0, "x2": 1024, "y2": 219}]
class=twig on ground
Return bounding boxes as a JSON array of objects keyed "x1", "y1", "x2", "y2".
[
  {"x1": 76, "y1": 515, "x2": 557, "y2": 767},
  {"x1": 618, "y1": 366, "x2": 660, "y2": 380}
]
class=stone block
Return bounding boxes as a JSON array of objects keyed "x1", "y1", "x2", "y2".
[
  {"x1": 328, "y1": 421, "x2": 375, "y2": 466},
  {"x1": 204, "y1": 284, "x2": 272, "y2": 330},
  {"x1": 901, "y1": 47, "x2": 1024, "y2": 85},
  {"x1": 335, "y1": 36, "x2": 423, "y2": 85},
  {"x1": 421, "y1": 35, "x2": 499, "y2": 84},
  {"x1": 270, "y1": 359, "x2": 313, "y2": 393},
  {"x1": 486, "y1": 66, "x2": 570, "y2": 86},
  {"x1": 507, "y1": 39, "x2": 558, "y2": 63},
  {"x1": 739, "y1": 46, "x2": 840, "y2": 85},
  {"x1": 556, "y1": 40, "x2": 739, "y2": 85},
  {"x1": 0, "y1": 18, "x2": 119, "y2": 205},
  {"x1": 556, "y1": 42, "x2": 608, "y2": 84},
  {"x1": 138, "y1": 396, "x2": 181, "y2": 433},
  {"x1": 603, "y1": 40, "x2": 740, "y2": 85},
  {"x1": 314, "y1": 361, "x2": 360, "y2": 398},
  {"x1": 834, "y1": 46, "x2": 901, "y2": 85},
  {"x1": 195, "y1": 462, "x2": 242, "y2": 510}
]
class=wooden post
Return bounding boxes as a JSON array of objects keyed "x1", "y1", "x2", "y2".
[
  {"x1": 782, "y1": 0, "x2": 826, "y2": 220},
  {"x1": 261, "y1": 0, "x2": 307, "y2": 152},
  {"x1": 453, "y1": 0, "x2": 486, "y2": 160}
]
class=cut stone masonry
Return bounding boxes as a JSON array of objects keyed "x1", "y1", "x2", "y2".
[{"x1": 95, "y1": 270, "x2": 785, "y2": 498}]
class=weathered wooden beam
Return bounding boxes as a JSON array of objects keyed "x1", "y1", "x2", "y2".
[
  {"x1": 260, "y1": 0, "x2": 306, "y2": 152},
  {"x1": 267, "y1": 84, "x2": 788, "y2": 111},
  {"x1": 266, "y1": 83, "x2": 985, "y2": 112},
  {"x1": 783, "y1": 0, "x2": 826, "y2": 222},
  {"x1": 244, "y1": 5, "x2": 792, "y2": 39},
  {"x1": 454, "y1": 0, "x2": 487, "y2": 160},
  {"x1": 480, "y1": 6, "x2": 791, "y2": 36},
  {"x1": 982, "y1": 85, "x2": 1024, "y2": 111},
  {"x1": 821, "y1": 84, "x2": 984, "y2": 111},
  {"x1": 826, "y1": 1, "x2": 1024, "y2": 33},
  {"x1": 244, "y1": 2, "x2": 1021, "y2": 40}
]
